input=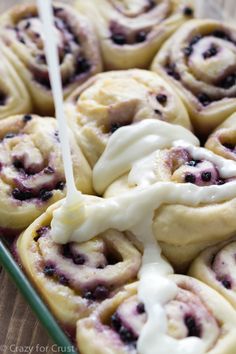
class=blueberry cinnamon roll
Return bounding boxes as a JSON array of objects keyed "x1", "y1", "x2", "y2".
[
  {"x1": 76, "y1": 0, "x2": 195, "y2": 70},
  {"x1": 0, "y1": 2, "x2": 102, "y2": 115},
  {"x1": 65, "y1": 69, "x2": 191, "y2": 166},
  {"x1": 206, "y1": 113, "x2": 236, "y2": 162},
  {"x1": 0, "y1": 44, "x2": 32, "y2": 119},
  {"x1": 152, "y1": 20, "x2": 236, "y2": 136},
  {"x1": 189, "y1": 238, "x2": 236, "y2": 310},
  {"x1": 104, "y1": 145, "x2": 236, "y2": 270},
  {"x1": 0, "y1": 114, "x2": 92, "y2": 235},
  {"x1": 77, "y1": 275, "x2": 236, "y2": 354},
  {"x1": 17, "y1": 200, "x2": 142, "y2": 328}
]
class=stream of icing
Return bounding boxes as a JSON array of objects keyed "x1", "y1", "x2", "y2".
[
  {"x1": 37, "y1": 2, "x2": 228, "y2": 353},
  {"x1": 37, "y1": 0, "x2": 85, "y2": 228}
]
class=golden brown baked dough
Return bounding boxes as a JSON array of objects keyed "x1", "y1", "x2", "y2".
[
  {"x1": 76, "y1": 0, "x2": 195, "y2": 69},
  {"x1": 151, "y1": 19, "x2": 236, "y2": 136},
  {"x1": 206, "y1": 113, "x2": 236, "y2": 161},
  {"x1": 0, "y1": 114, "x2": 92, "y2": 234},
  {"x1": 17, "y1": 199, "x2": 142, "y2": 328},
  {"x1": 0, "y1": 2, "x2": 102, "y2": 115},
  {"x1": 77, "y1": 275, "x2": 236, "y2": 354},
  {"x1": 189, "y1": 237, "x2": 236, "y2": 310},
  {"x1": 65, "y1": 69, "x2": 191, "y2": 166}
]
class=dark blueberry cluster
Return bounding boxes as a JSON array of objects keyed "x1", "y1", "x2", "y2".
[
  {"x1": 62, "y1": 244, "x2": 86, "y2": 265},
  {"x1": 156, "y1": 94, "x2": 167, "y2": 105},
  {"x1": 111, "y1": 313, "x2": 138, "y2": 346},
  {"x1": 203, "y1": 45, "x2": 218, "y2": 59},
  {"x1": 218, "y1": 73, "x2": 236, "y2": 89},
  {"x1": 12, "y1": 187, "x2": 54, "y2": 202},
  {"x1": 84, "y1": 285, "x2": 109, "y2": 301},
  {"x1": 43, "y1": 263, "x2": 69, "y2": 285},
  {"x1": 183, "y1": 7, "x2": 194, "y2": 17},
  {"x1": 197, "y1": 93, "x2": 212, "y2": 107},
  {"x1": 165, "y1": 63, "x2": 180, "y2": 81},
  {"x1": 34, "y1": 226, "x2": 50, "y2": 241},
  {"x1": 184, "y1": 314, "x2": 201, "y2": 338},
  {"x1": 136, "y1": 302, "x2": 145, "y2": 314},
  {"x1": 217, "y1": 276, "x2": 232, "y2": 289}
]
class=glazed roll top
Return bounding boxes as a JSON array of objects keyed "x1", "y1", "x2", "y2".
[
  {"x1": 76, "y1": 0, "x2": 195, "y2": 69},
  {"x1": 0, "y1": 2, "x2": 102, "y2": 115},
  {"x1": 65, "y1": 69, "x2": 191, "y2": 166},
  {"x1": 77, "y1": 275, "x2": 236, "y2": 354},
  {"x1": 92, "y1": 119, "x2": 236, "y2": 270},
  {"x1": 151, "y1": 19, "x2": 236, "y2": 136},
  {"x1": 0, "y1": 114, "x2": 92, "y2": 234},
  {"x1": 189, "y1": 238, "x2": 236, "y2": 311},
  {"x1": 17, "y1": 199, "x2": 142, "y2": 327},
  {"x1": 0, "y1": 45, "x2": 32, "y2": 119},
  {"x1": 206, "y1": 113, "x2": 236, "y2": 162}
]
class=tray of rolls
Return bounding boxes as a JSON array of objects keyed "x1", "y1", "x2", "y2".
[{"x1": 1, "y1": 1, "x2": 236, "y2": 354}]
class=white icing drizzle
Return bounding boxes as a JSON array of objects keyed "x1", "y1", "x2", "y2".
[
  {"x1": 93, "y1": 119, "x2": 199, "y2": 194},
  {"x1": 37, "y1": 4, "x2": 235, "y2": 352},
  {"x1": 37, "y1": 0, "x2": 85, "y2": 235},
  {"x1": 50, "y1": 118, "x2": 236, "y2": 354}
]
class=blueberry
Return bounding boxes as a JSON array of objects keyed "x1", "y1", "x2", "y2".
[
  {"x1": 197, "y1": 93, "x2": 211, "y2": 106},
  {"x1": 44, "y1": 264, "x2": 55, "y2": 276},
  {"x1": 23, "y1": 114, "x2": 32, "y2": 122},
  {"x1": 166, "y1": 64, "x2": 180, "y2": 80},
  {"x1": 137, "y1": 302, "x2": 145, "y2": 314},
  {"x1": 24, "y1": 21, "x2": 30, "y2": 30},
  {"x1": 154, "y1": 109, "x2": 162, "y2": 115},
  {"x1": 111, "y1": 313, "x2": 121, "y2": 331},
  {"x1": 183, "y1": 7, "x2": 194, "y2": 16},
  {"x1": 187, "y1": 160, "x2": 201, "y2": 167},
  {"x1": 35, "y1": 226, "x2": 49, "y2": 241},
  {"x1": 4, "y1": 133, "x2": 15, "y2": 139},
  {"x1": 119, "y1": 326, "x2": 137, "y2": 344},
  {"x1": 0, "y1": 92, "x2": 6, "y2": 106},
  {"x1": 156, "y1": 94, "x2": 167, "y2": 105},
  {"x1": 62, "y1": 244, "x2": 72, "y2": 258},
  {"x1": 221, "y1": 278, "x2": 231, "y2": 289},
  {"x1": 12, "y1": 188, "x2": 33, "y2": 201},
  {"x1": 93, "y1": 285, "x2": 109, "y2": 300},
  {"x1": 219, "y1": 74, "x2": 236, "y2": 89},
  {"x1": 184, "y1": 315, "x2": 201, "y2": 337},
  {"x1": 44, "y1": 166, "x2": 54, "y2": 174},
  {"x1": 136, "y1": 31, "x2": 147, "y2": 43},
  {"x1": 203, "y1": 45, "x2": 218, "y2": 59},
  {"x1": 73, "y1": 254, "x2": 86, "y2": 265},
  {"x1": 59, "y1": 275, "x2": 69, "y2": 286},
  {"x1": 76, "y1": 58, "x2": 91, "y2": 74},
  {"x1": 184, "y1": 46, "x2": 193, "y2": 57},
  {"x1": 84, "y1": 291, "x2": 93, "y2": 300},
  {"x1": 212, "y1": 30, "x2": 231, "y2": 41},
  {"x1": 56, "y1": 181, "x2": 65, "y2": 190},
  {"x1": 185, "y1": 174, "x2": 196, "y2": 184},
  {"x1": 13, "y1": 160, "x2": 23, "y2": 169},
  {"x1": 190, "y1": 35, "x2": 202, "y2": 46},
  {"x1": 110, "y1": 122, "x2": 122, "y2": 133},
  {"x1": 39, "y1": 189, "x2": 53, "y2": 201},
  {"x1": 201, "y1": 171, "x2": 212, "y2": 182},
  {"x1": 111, "y1": 33, "x2": 126, "y2": 45}
]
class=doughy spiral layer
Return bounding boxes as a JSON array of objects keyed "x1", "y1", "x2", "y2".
[
  {"x1": 65, "y1": 69, "x2": 191, "y2": 166},
  {"x1": 104, "y1": 144, "x2": 236, "y2": 270},
  {"x1": 0, "y1": 2, "x2": 102, "y2": 115},
  {"x1": 0, "y1": 114, "x2": 92, "y2": 234},
  {"x1": 17, "y1": 199, "x2": 142, "y2": 327},
  {"x1": 77, "y1": 275, "x2": 236, "y2": 354},
  {"x1": 189, "y1": 238, "x2": 236, "y2": 310},
  {"x1": 0, "y1": 45, "x2": 32, "y2": 119},
  {"x1": 76, "y1": 0, "x2": 195, "y2": 69},
  {"x1": 151, "y1": 20, "x2": 236, "y2": 136},
  {"x1": 206, "y1": 113, "x2": 236, "y2": 162}
]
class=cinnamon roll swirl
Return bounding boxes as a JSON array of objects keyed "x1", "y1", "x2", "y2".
[
  {"x1": 0, "y1": 2, "x2": 102, "y2": 115},
  {"x1": 0, "y1": 114, "x2": 92, "y2": 235},
  {"x1": 102, "y1": 138, "x2": 236, "y2": 270},
  {"x1": 76, "y1": 0, "x2": 195, "y2": 70},
  {"x1": 189, "y1": 238, "x2": 236, "y2": 310},
  {"x1": 77, "y1": 275, "x2": 236, "y2": 354},
  {"x1": 17, "y1": 200, "x2": 142, "y2": 328},
  {"x1": 206, "y1": 113, "x2": 236, "y2": 162},
  {"x1": 0, "y1": 45, "x2": 32, "y2": 119},
  {"x1": 65, "y1": 69, "x2": 191, "y2": 166},
  {"x1": 151, "y1": 20, "x2": 236, "y2": 136}
]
